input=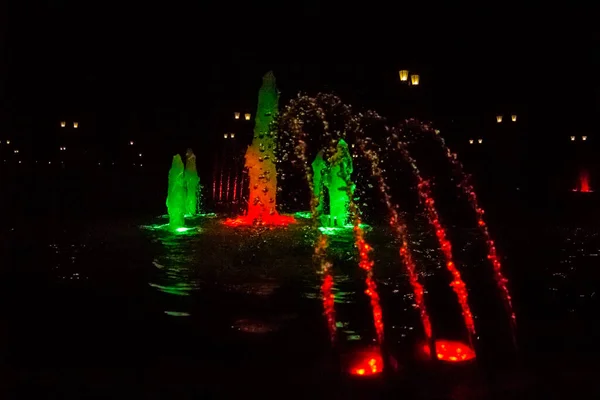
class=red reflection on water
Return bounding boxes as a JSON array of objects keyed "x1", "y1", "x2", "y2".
[
  {"x1": 223, "y1": 214, "x2": 295, "y2": 227},
  {"x1": 348, "y1": 348, "x2": 384, "y2": 376},
  {"x1": 422, "y1": 340, "x2": 476, "y2": 362}
]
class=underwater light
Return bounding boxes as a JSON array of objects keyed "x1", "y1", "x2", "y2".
[
  {"x1": 422, "y1": 339, "x2": 475, "y2": 362},
  {"x1": 348, "y1": 348, "x2": 384, "y2": 377}
]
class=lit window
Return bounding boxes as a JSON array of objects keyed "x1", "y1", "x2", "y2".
[
  {"x1": 230, "y1": 133, "x2": 235, "y2": 139},
  {"x1": 571, "y1": 136, "x2": 576, "y2": 141},
  {"x1": 511, "y1": 114, "x2": 517, "y2": 122},
  {"x1": 234, "y1": 112, "x2": 240, "y2": 120},
  {"x1": 244, "y1": 113, "x2": 251, "y2": 121},
  {"x1": 478, "y1": 138, "x2": 483, "y2": 144},
  {"x1": 73, "y1": 122, "x2": 79, "y2": 128},
  {"x1": 469, "y1": 139, "x2": 474, "y2": 144},
  {"x1": 60, "y1": 121, "x2": 66, "y2": 128},
  {"x1": 224, "y1": 133, "x2": 228, "y2": 139},
  {"x1": 582, "y1": 136, "x2": 587, "y2": 141},
  {"x1": 496, "y1": 115, "x2": 503, "y2": 123}
]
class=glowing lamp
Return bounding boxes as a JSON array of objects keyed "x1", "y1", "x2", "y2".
[
  {"x1": 60, "y1": 121, "x2": 66, "y2": 128},
  {"x1": 14, "y1": 149, "x2": 19, "y2": 154},
  {"x1": 496, "y1": 115, "x2": 503, "y2": 123},
  {"x1": 129, "y1": 141, "x2": 134, "y2": 145},
  {"x1": 73, "y1": 122, "x2": 79, "y2": 128},
  {"x1": 347, "y1": 348, "x2": 384, "y2": 377},
  {"x1": 234, "y1": 112, "x2": 240, "y2": 120},
  {"x1": 582, "y1": 136, "x2": 587, "y2": 141},
  {"x1": 469, "y1": 139, "x2": 474, "y2": 144},
  {"x1": 399, "y1": 70, "x2": 409, "y2": 81},
  {"x1": 231, "y1": 133, "x2": 235, "y2": 139},
  {"x1": 410, "y1": 74, "x2": 420, "y2": 85},
  {"x1": 138, "y1": 153, "x2": 142, "y2": 157},
  {"x1": 244, "y1": 113, "x2": 251, "y2": 120},
  {"x1": 422, "y1": 340, "x2": 476, "y2": 363},
  {"x1": 571, "y1": 136, "x2": 576, "y2": 141},
  {"x1": 6, "y1": 140, "x2": 10, "y2": 144},
  {"x1": 511, "y1": 114, "x2": 517, "y2": 122},
  {"x1": 478, "y1": 138, "x2": 483, "y2": 144},
  {"x1": 224, "y1": 133, "x2": 228, "y2": 139}
]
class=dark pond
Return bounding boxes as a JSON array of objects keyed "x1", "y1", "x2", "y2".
[{"x1": 2, "y1": 196, "x2": 600, "y2": 399}]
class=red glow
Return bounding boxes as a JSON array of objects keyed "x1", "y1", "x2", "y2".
[
  {"x1": 354, "y1": 222, "x2": 385, "y2": 343},
  {"x1": 357, "y1": 137, "x2": 433, "y2": 340},
  {"x1": 416, "y1": 178, "x2": 475, "y2": 337},
  {"x1": 349, "y1": 348, "x2": 384, "y2": 376},
  {"x1": 212, "y1": 169, "x2": 217, "y2": 201},
  {"x1": 429, "y1": 128, "x2": 517, "y2": 339},
  {"x1": 232, "y1": 174, "x2": 238, "y2": 201},
  {"x1": 321, "y1": 259, "x2": 336, "y2": 340},
  {"x1": 223, "y1": 214, "x2": 295, "y2": 227},
  {"x1": 225, "y1": 171, "x2": 231, "y2": 201},
  {"x1": 422, "y1": 339, "x2": 476, "y2": 363},
  {"x1": 218, "y1": 171, "x2": 224, "y2": 202},
  {"x1": 577, "y1": 170, "x2": 592, "y2": 192}
]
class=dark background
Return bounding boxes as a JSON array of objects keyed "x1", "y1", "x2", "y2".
[{"x1": 0, "y1": 2, "x2": 599, "y2": 217}]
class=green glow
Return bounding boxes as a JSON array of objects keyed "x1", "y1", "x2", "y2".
[
  {"x1": 293, "y1": 211, "x2": 312, "y2": 219},
  {"x1": 166, "y1": 154, "x2": 186, "y2": 230},
  {"x1": 149, "y1": 282, "x2": 193, "y2": 296},
  {"x1": 318, "y1": 223, "x2": 370, "y2": 235},
  {"x1": 311, "y1": 140, "x2": 355, "y2": 227},
  {"x1": 165, "y1": 311, "x2": 190, "y2": 317},
  {"x1": 175, "y1": 227, "x2": 192, "y2": 233},
  {"x1": 311, "y1": 151, "x2": 326, "y2": 216},
  {"x1": 326, "y1": 139, "x2": 354, "y2": 227},
  {"x1": 185, "y1": 148, "x2": 202, "y2": 215},
  {"x1": 244, "y1": 71, "x2": 280, "y2": 221}
]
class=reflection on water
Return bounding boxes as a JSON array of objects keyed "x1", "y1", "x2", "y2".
[
  {"x1": 7, "y1": 212, "x2": 600, "y2": 396},
  {"x1": 143, "y1": 222, "x2": 203, "y2": 316}
]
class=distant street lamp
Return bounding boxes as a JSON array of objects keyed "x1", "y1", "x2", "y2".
[
  {"x1": 410, "y1": 74, "x2": 420, "y2": 85},
  {"x1": 234, "y1": 112, "x2": 240, "y2": 120},
  {"x1": 73, "y1": 122, "x2": 79, "y2": 128},
  {"x1": 244, "y1": 113, "x2": 251, "y2": 121},
  {"x1": 399, "y1": 70, "x2": 409, "y2": 82},
  {"x1": 511, "y1": 114, "x2": 517, "y2": 122},
  {"x1": 60, "y1": 121, "x2": 66, "y2": 128},
  {"x1": 496, "y1": 115, "x2": 503, "y2": 123}
]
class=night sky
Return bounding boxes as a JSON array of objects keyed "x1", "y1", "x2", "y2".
[{"x1": 1, "y1": 2, "x2": 598, "y2": 146}]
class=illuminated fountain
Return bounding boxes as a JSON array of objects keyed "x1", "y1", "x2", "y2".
[
  {"x1": 166, "y1": 154, "x2": 186, "y2": 230},
  {"x1": 216, "y1": 76, "x2": 514, "y2": 373},
  {"x1": 311, "y1": 150, "x2": 326, "y2": 217},
  {"x1": 274, "y1": 93, "x2": 517, "y2": 373},
  {"x1": 225, "y1": 71, "x2": 294, "y2": 226},
  {"x1": 573, "y1": 169, "x2": 592, "y2": 192},
  {"x1": 310, "y1": 140, "x2": 355, "y2": 227},
  {"x1": 184, "y1": 148, "x2": 202, "y2": 215}
]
